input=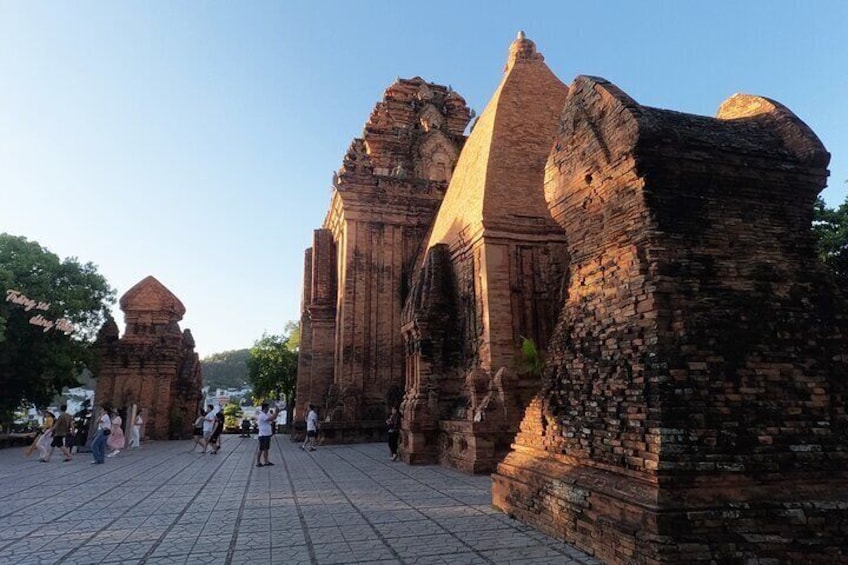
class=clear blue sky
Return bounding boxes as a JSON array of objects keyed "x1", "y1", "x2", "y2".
[{"x1": 1, "y1": 1, "x2": 846, "y2": 357}]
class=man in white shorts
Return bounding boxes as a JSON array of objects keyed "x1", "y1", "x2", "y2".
[{"x1": 256, "y1": 402, "x2": 278, "y2": 467}]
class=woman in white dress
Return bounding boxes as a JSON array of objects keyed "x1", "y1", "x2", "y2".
[
  {"x1": 35, "y1": 411, "x2": 55, "y2": 462},
  {"x1": 128, "y1": 409, "x2": 143, "y2": 448}
]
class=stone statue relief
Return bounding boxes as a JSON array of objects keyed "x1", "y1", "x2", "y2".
[{"x1": 417, "y1": 132, "x2": 458, "y2": 183}]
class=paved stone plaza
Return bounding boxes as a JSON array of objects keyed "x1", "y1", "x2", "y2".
[{"x1": 0, "y1": 436, "x2": 600, "y2": 565}]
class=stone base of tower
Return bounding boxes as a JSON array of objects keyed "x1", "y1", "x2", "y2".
[
  {"x1": 436, "y1": 420, "x2": 516, "y2": 474},
  {"x1": 401, "y1": 428, "x2": 438, "y2": 466},
  {"x1": 493, "y1": 446, "x2": 848, "y2": 564},
  {"x1": 401, "y1": 421, "x2": 518, "y2": 474},
  {"x1": 313, "y1": 420, "x2": 386, "y2": 445}
]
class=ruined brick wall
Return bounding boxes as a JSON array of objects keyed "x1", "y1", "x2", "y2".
[
  {"x1": 493, "y1": 76, "x2": 848, "y2": 563},
  {"x1": 170, "y1": 329, "x2": 204, "y2": 438}
]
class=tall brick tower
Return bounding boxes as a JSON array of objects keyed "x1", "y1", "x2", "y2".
[{"x1": 295, "y1": 77, "x2": 473, "y2": 441}]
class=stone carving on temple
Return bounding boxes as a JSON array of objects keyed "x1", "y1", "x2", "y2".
[
  {"x1": 415, "y1": 131, "x2": 458, "y2": 183},
  {"x1": 418, "y1": 104, "x2": 443, "y2": 132},
  {"x1": 93, "y1": 276, "x2": 203, "y2": 441}
]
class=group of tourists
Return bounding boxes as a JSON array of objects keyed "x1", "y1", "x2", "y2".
[
  {"x1": 30, "y1": 400, "x2": 402, "y2": 467},
  {"x1": 251, "y1": 401, "x2": 317, "y2": 465},
  {"x1": 26, "y1": 404, "x2": 74, "y2": 462},
  {"x1": 266, "y1": 402, "x2": 399, "y2": 461},
  {"x1": 26, "y1": 403, "x2": 144, "y2": 464},
  {"x1": 90, "y1": 405, "x2": 143, "y2": 464},
  {"x1": 251, "y1": 401, "x2": 388, "y2": 463},
  {"x1": 191, "y1": 404, "x2": 225, "y2": 454}
]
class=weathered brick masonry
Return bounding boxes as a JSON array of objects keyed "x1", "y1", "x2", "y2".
[{"x1": 492, "y1": 76, "x2": 848, "y2": 563}]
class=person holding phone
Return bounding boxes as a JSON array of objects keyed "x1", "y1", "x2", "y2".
[{"x1": 255, "y1": 402, "x2": 277, "y2": 467}]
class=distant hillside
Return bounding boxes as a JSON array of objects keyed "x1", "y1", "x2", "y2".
[{"x1": 201, "y1": 349, "x2": 250, "y2": 390}]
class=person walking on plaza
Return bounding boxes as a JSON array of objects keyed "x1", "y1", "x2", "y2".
[
  {"x1": 190, "y1": 409, "x2": 206, "y2": 452},
  {"x1": 301, "y1": 404, "x2": 318, "y2": 452},
  {"x1": 35, "y1": 410, "x2": 56, "y2": 462},
  {"x1": 91, "y1": 405, "x2": 112, "y2": 464},
  {"x1": 255, "y1": 402, "x2": 277, "y2": 467},
  {"x1": 386, "y1": 406, "x2": 400, "y2": 461},
  {"x1": 209, "y1": 409, "x2": 224, "y2": 454},
  {"x1": 106, "y1": 409, "x2": 125, "y2": 458},
  {"x1": 200, "y1": 404, "x2": 216, "y2": 454},
  {"x1": 128, "y1": 409, "x2": 143, "y2": 448},
  {"x1": 45, "y1": 404, "x2": 74, "y2": 462}
]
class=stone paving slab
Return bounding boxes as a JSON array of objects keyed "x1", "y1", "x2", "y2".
[{"x1": 0, "y1": 436, "x2": 601, "y2": 564}]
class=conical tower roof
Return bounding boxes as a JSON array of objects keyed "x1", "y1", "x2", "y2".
[
  {"x1": 427, "y1": 32, "x2": 568, "y2": 248},
  {"x1": 119, "y1": 275, "x2": 186, "y2": 320}
]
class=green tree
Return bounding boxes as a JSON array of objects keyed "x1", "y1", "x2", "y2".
[
  {"x1": 813, "y1": 195, "x2": 848, "y2": 285},
  {"x1": 0, "y1": 234, "x2": 115, "y2": 423},
  {"x1": 222, "y1": 401, "x2": 242, "y2": 429},
  {"x1": 283, "y1": 320, "x2": 300, "y2": 352},
  {"x1": 247, "y1": 330, "x2": 298, "y2": 420},
  {"x1": 201, "y1": 348, "x2": 250, "y2": 390}
]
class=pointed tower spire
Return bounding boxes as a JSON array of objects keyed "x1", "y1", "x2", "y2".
[
  {"x1": 506, "y1": 30, "x2": 544, "y2": 72},
  {"x1": 428, "y1": 34, "x2": 567, "y2": 248}
]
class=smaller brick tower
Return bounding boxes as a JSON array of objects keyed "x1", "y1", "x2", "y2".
[{"x1": 94, "y1": 276, "x2": 203, "y2": 440}]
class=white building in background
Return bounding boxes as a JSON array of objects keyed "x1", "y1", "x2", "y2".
[
  {"x1": 62, "y1": 387, "x2": 94, "y2": 415},
  {"x1": 15, "y1": 387, "x2": 94, "y2": 426},
  {"x1": 204, "y1": 387, "x2": 251, "y2": 409}
]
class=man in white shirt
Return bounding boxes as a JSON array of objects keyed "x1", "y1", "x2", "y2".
[
  {"x1": 255, "y1": 402, "x2": 278, "y2": 467},
  {"x1": 302, "y1": 404, "x2": 318, "y2": 452}
]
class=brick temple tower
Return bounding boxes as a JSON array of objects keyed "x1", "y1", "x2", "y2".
[
  {"x1": 400, "y1": 32, "x2": 570, "y2": 472},
  {"x1": 94, "y1": 276, "x2": 203, "y2": 440},
  {"x1": 295, "y1": 77, "x2": 473, "y2": 441},
  {"x1": 492, "y1": 76, "x2": 848, "y2": 563}
]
